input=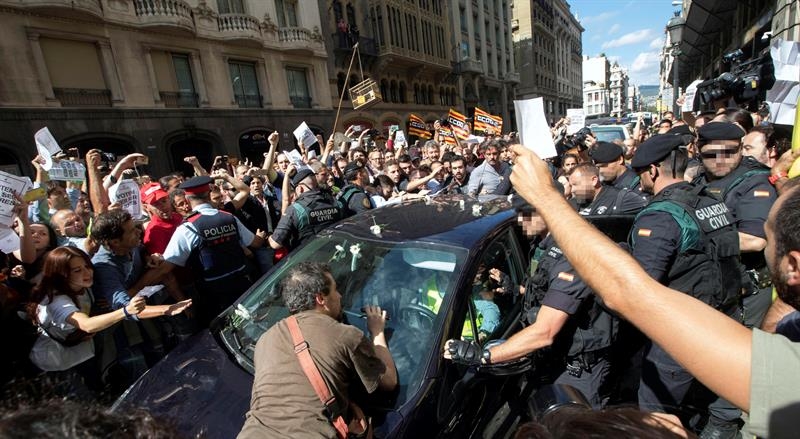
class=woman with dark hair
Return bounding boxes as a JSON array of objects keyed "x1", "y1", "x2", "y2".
[
  {"x1": 26, "y1": 247, "x2": 190, "y2": 394},
  {"x1": 10, "y1": 222, "x2": 58, "y2": 285}
]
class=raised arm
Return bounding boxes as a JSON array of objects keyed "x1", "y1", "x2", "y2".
[{"x1": 508, "y1": 144, "x2": 753, "y2": 411}]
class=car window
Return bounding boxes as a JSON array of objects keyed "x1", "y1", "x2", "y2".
[
  {"x1": 592, "y1": 128, "x2": 625, "y2": 143},
  {"x1": 460, "y1": 229, "x2": 524, "y2": 346},
  {"x1": 222, "y1": 232, "x2": 468, "y2": 408}
]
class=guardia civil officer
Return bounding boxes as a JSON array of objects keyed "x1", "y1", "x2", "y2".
[
  {"x1": 268, "y1": 168, "x2": 343, "y2": 251},
  {"x1": 692, "y1": 122, "x2": 778, "y2": 329},
  {"x1": 136, "y1": 176, "x2": 266, "y2": 327},
  {"x1": 629, "y1": 134, "x2": 745, "y2": 437},
  {"x1": 444, "y1": 195, "x2": 618, "y2": 409},
  {"x1": 337, "y1": 160, "x2": 374, "y2": 218},
  {"x1": 567, "y1": 163, "x2": 647, "y2": 216},
  {"x1": 590, "y1": 141, "x2": 647, "y2": 196}
]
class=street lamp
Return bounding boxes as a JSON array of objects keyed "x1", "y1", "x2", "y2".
[{"x1": 666, "y1": 11, "x2": 685, "y2": 116}]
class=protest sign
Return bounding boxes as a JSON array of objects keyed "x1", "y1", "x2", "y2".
[
  {"x1": 0, "y1": 171, "x2": 28, "y2": 228},
  {"x1": 285, "y1": 149, "x2": 310, "y2": 171},
  {"x1": 514, "y1": 97, "x2": 557, "y2": 158},
  {"x1": 566, "y1": 109, "x2": 586, "y2": 134},
  {"x1": 766, "y1": 39, "x2": 799, "y2": 125},
  {"x1": 48, "y1": 160, "x2": 86, "y2": 182},
  {"x1": 109, "y1": 179, "x2": 142, "y2": 219},
  {"x1": 682, "y1": 80, "x2": 703, "y2": 113},
  {"x1": 293, "y1": 122, "x2": 317, "y2": 150},
  {"x1": 395, "y1": 130, "x2": 407, "y2": 144},
  {"x1": 34, "y1": 127, "x2": 62, "y2": 171}
]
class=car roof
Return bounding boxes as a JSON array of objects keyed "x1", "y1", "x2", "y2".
[{"x1": 324, "y1": 194, "x2": 516, "y2": 249}]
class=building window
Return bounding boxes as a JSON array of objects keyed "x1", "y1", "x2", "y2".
[
  {"x1": 217, "y1": 0, "x2": 245, "y2": 14},
  {"x1": 286, "y1": 67, "x2": 311, "y2": 108},
  {"x1": 398, "y1": 82, "x2": 406, "y2": 104},
  {"x1": 169, "y1": 54, "x2": 198, "y2": 107},
  {"x1": 229, "y1": 61, "x2": 261, "y2": 108},
  {"x1": 275, "y1": 0, "x2": 298, "y2": 27}
]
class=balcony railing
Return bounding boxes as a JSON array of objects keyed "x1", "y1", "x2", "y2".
[
  {"x1": 289, "y1": 95, "x2": 312, "y2": 109},
  {"x1": 218, "y1": 13, "x2": 261, "y2": 40},
  {"x1": 235, "y1": 94, "x2": 263, "y2": 108},
  {"x1": 279, "y1": 27, "x2": 313, "y2": 43},
  {"x1": 20, "y1": 0, "x2": 103, "y2": 19},
  {"x1": 160, "y1": 91, "x2": 199, "y2": 108},
  {"x1": 330, "y1": 34, "x2": 377, "y2": 56},
  {"x1": 133, "y1": 0, "x2": 194, "y2": 32},
  {"x1": 453, "y1": 58, "x2": 483, "y2": 75},
  {"x1": 53, "y1": 88, "x2": 111, "y2": 107}
]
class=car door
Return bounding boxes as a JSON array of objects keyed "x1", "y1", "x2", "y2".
[{"x1": 436, "y1": 227, "x2": 530, "y2": 438}]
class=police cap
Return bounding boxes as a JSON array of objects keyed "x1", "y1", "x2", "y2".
[
  {"x1": 630, "y1": 134, "x2": 685, "y2": 169},
  {"x1": 510, "y1": 193, "x2": 535, "y2": 214},
  {"x1": 667, "y1": 124, "x2": 693, "y2": 136},
  {"x1": 179, "y1": 175, "x2": 213, "y2": 195},
  {"x1": 291, "y1": 168, "x2": 315, "y2": 187},
  {"x1": 589, "y1": 141, "x2": 624, "y2": 164},
  {"x1": 343, "y1": 160, "x2": 365, "y2": 180},
  {"x1": 697, "y1": 121, "x2": 746, "y2": 142}
]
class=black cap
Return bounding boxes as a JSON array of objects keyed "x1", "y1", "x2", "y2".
[
  {"x1": 698, "y1": 122, "x2": 746, "y2": 142},
  {"x1": 291, "y1": 168, "x2": 315, "y2": 187},
  {"x1": 179, "y1": 175, "x2": 213, "y2": 195},
  {"x1": 510, "y1": 193, "x2": 535, "y2": 214},
  {"x1": 630, "y1": 134, "x2": 685, "y2": 169},
  {"x1": 343, "y1": 160, "x2": 365, "y2": 180},
  {"x1": 589, "y1": 141, "x2": 624, "y2": 164}
]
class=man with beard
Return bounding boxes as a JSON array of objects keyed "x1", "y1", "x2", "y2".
[
  {"x1": 238, "y1": 262, "x2": 397, "y2": 438},
  {"x1": 628, "y1": 134, "x2": 746, "y2": 437},
  {"x1": 567, "y1": 164, "x2": 646, "y2": 216},
  {"x1": 141, "y1": 182, "x2": 183, "y2": 255},
  {"x1": 507, "y1": 143, "x2": 800, "y2": 438},
  {"x1": 467, "y1": 142, "x2": 512, "y2": 196},
  {"x1": 442, "y1": 155, "x2": 470, "y2": 194},
  {"x1": 693, "y1": 122, "x2": 778, "y2": 329}
]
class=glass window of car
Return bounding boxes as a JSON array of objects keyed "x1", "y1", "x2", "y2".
[{"x1": 221, "y1": 232, "x2": 468, "y2": 408}]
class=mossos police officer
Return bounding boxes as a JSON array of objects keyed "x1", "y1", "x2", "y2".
[
  {"x1": 445, "y1": 195, "x2": 619, "y2": 409},
  {"x1": 629, "y1": 134, "x2": 745, "y2": 436},
  {"x1": 137, "y1": 176, "x2": 266, "y2": 327},
  {"x1": 337, "y1": 160, "x2": 374, "y2": 218},
  {"x1": 269, "y1": 168, "x2": 343, "y2": 251},
  {"x1": 693, "y1": 122, "x2": 778, "y2": 329}
]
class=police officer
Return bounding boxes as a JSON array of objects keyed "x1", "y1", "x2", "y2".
[
  {"x1": 629, "y1": 134, "x2": 744, "y2": 437},
  {"x1": 337, "y1": 160, "x2": 374, "y2": 218},
  {"x1": 568, "y1": 163, "x2": 647, "y2": 215},
  {"x1": 444, "y1": 195, "x2": 618, "y2": 409},
  {"x1": 268, "y1": 168, "x2": 343, "y2": 251},
  {"x1": 693, "y1": 122, "x2": 778, "y2": 329},
  {"x1": 135, "y1": 176, "x2": 266, "y2": 327},
  {"x1": 590, "y1": 141, "x2": 646, "y2": 196}
]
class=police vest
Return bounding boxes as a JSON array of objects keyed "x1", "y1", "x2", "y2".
[
  {"x1": 292, "y1": 190, "x2": 343, "y2": 245},
  {"x1": 522, "y1": 237, "x2": 617, "y2": 357},
  {"x1": 629, "y1": 183, "x2": 742, "y2": 314},
  {"x1": 581, "y1": 186, "x2": 636, "y2": 216},
  {"x1": 699, "y1": 156, "x2": 770, "y2": 203},
  {"x1": 186, "y1": 211, "x2": 247, "y2": 282},
  {"x1": 337, "y1": 184, "x2": 372, "y2": 218}
]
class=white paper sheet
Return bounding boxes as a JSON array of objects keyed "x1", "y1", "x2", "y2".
[
  {"x1": 34, "y1": 127, "x2": 62, "y2": 171},
  {"x1": 566, "y1": 108, "x2": 585, "y2": 135},
  {"x1": 766, "y1": 39, "x2": 800, "y2": 125},
  {"x1": 137, "y1": 285, "x2": 165, "y2": 298},
  {"x1": 108, "y1": 179, "x2": 142, "y2": 219},
  {"x1": 395, "y1": 130, "x2": 407, "y2": 144},
  {"x1": 514, "y1": 97, "x2": 557, "y2": 158},
  {"x1": 48, "y1": 160, "x2": 86, "y2": 182},
  {"x1": 0, "y1": 228, "x2": 20, "y2": 253},
  {"x1": 0, "y1": 171, "x2": 29, "y2": 228},
  {"x1": 293, "y1": 122, "x2": 317, "y2": 149},
  {"x1": 682, "y1": 80, "x2": 703, "y2": 113}
]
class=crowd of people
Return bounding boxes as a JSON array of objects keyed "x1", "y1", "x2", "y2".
[{"x1": 0, "y1": 103, "x2": 798, "y2": 438}]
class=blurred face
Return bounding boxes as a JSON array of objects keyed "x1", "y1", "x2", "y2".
[
  {"x1": 637, "y1": 165, "x2": 656, "y2": 194},
  {"x1": 623, "y1": 139, "x2": 636, "y2": 155},
  {"x1": 321, "y1": 273, "x2": 342, "y2": 319},
  {"x1": 742, "y1": 131, "x2": 771, "y2": 166},
  {"x1": 118, "y1": 219, "x2": 141, "y2": 251},
  {"x1": 250, "y1": 178, "x2": 263, "y2": 196},
  {"x1": 173, "y1": 194, "x2": 191, "y2": 215},
  {"x1": 562, "y1": 157, "x2": 578, "y2": 173},
  {"x1": 700, "y1": 140, "x2": 742, "y2": 179},
  {"x1": 68, "y1": 256, "x2": 94, "y2": 292},
  {"x1": 399, "y1": 161, "x2": 412, "y2": 175},
  {"x1": 658, "y1": 122, "x2": 672, "y2": 134},
  {"x1": 54, "y1": 212, "x2": 86, "y2": 238},
  {"x1": 500, "y1": 147, "x2": 512, "y2": 162},
  {"x1": 352, "y1": 150, "x2": 366, "y2": 162},
  {"x1": 385, "y1": 164, "x2": 401, "y2": 184},
  {"x1": 384, "y1": 151, "x2": 394, "y2": 161},
  {"x1": 315, "y1": 167, "x2": 331, "y2": 188},
  {"x1": 451, "y1": 160, "x2": 465, "y2": 181},
  {"x1": 210, "y1": 190, "x2": 224, "y2": 208},
  {"x1": 426, "y1": 146, "x2": 439, "y2": 159},
  {"x1": 764, "y1": 194, "x2": 800, "y2": 309},
  {"x1": 369, "y1": 152, "x2": 384, "y2": 169},
  {"x1": 165, "y1": 177, "x2": 180, "y2": 191},
  {"x1": 75, "y1": 195, "x2": 91, "y2": 217},
  {"x1": 517, "y1": 213, "x2": 547, "y2": 238},
  {"x1": 484, "y1": 147, "x2": 500, "y2": 166},
  {"x1": 431, "y1": 163, "x2": 444, "y2": 180},
  {"x1": 276, "y1": 154, "x2": 290, "y2": 172},
  {"x1": 147, "y1": 196, "x2": 173, "y2": 220},
  {"x1": 48, "y1": 186, "x2": 69, "y2": 209},
  {"x1": 568, "y1": 171, "x2": 598, "y2": 204},
  {"x1": 30, "y1": 224, "x2": 50, "y2": 251},
  {"x1": 596, "y1": 158, "x2": 624, "y2": 183}
]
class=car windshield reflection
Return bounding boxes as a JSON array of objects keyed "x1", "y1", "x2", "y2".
[{"x1": 221, "y1": 232, "x2": 468, "y2": 408}]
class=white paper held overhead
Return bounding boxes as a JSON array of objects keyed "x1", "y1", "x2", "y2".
[{"x1": 514, "y1": 97, "x2": 557, "y2": 159}]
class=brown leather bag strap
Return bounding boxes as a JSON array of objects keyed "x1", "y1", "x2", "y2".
[{"x1": 286, "y1": 315, "x2": 349, "y2": 439}]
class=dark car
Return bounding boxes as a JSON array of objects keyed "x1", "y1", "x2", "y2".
[{"x1": 114, "y1": 195, "x2": 538, "y2": 438}]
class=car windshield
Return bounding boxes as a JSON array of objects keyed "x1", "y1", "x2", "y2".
[
  {"x1": 220, "y1": 232, "x2": 468, "y2": 408},
  {"x1": 591, "y1": 127, "x2": 626, "y2": 143}
]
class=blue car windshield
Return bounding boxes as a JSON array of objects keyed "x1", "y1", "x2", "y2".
[{"x1": 223, "y1": 232, "x2": 468, "y2": 407}]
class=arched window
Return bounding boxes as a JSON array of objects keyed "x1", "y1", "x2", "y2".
[
  {"x1": 439, "y1": 87, "x2": 445, "y2": 106},
  {"x1": 427, "y1": 85, "x2": 434, "y2": 105},
  {"x1": 380, "y1": 80, "x2": 389, "y2": 102},
  {"x1": 398, "y1": 82, "x2": 407, "y2": 104},
  {"x1": 413, "y1": 84, "x2": 420, "y2": 104},
  {"x1": 390, "y1": 80, "x2": 398, "y2": 103}
]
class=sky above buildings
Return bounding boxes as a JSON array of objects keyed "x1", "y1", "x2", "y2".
[{"x1": 571, "y1": 0, "x2": 680, "y2": 86}]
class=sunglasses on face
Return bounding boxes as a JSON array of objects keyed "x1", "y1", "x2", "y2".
[{"x1": 700, "y1": 148, "x2": 740, "y2": 159}]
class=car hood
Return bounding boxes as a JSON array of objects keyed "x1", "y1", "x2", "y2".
[{"x1": 112, "y1": 330, "x2": 252, "y2": 438}]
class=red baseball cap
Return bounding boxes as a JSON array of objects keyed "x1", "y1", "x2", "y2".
[{"x1": 140, "y1": 182, "x2": 168, "y2": 205}]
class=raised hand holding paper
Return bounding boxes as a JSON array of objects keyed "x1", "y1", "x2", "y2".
[
  {"x1": 34, "y1": 127, "x2": 62, "y2": 171},
  {"x1": 514, "y1": 97, "x2": 557, "y2": 159}
]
